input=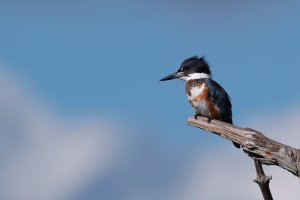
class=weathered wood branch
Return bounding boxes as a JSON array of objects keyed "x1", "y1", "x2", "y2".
[
  {"x1": 254, "y1": 159, "x2": 273, "y2": 200},
  {"x1": 187, "y1": 116, "x2": 300, "y2": 177}
]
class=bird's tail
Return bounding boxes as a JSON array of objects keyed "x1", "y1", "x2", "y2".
[
  {"x1": 233, "y1": 142, "x2": 240, "y2": 148},
  {"x1": 227, "y1": 118, "x2": 240, "y2": 148}
]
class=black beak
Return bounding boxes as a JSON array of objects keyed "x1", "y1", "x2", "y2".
[{"x1": 160, "y1": 71, "x2": 184, "y2": 81}]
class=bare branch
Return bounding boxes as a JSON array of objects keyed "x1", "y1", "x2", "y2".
[
  {"x1": 254, "y1": 159, "x2": 273, "y2": 200},
  {"x1": 187, "y1": 116, "x2": 300, "y2": 177}
]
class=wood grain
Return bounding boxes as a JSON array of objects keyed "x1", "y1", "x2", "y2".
[{"x1": 187, "y1": 116, "x2": 300, "y2": 177}]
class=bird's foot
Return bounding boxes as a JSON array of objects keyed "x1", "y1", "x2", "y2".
[
  {"x1": 207, "y1": 117, "x2": 212, "y2": 123},
  {"x1": 194, "y1": 114, "x2": 200, "y2": 120}
]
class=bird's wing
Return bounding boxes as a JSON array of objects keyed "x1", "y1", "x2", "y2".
[{"x1": 205, "y1": 78, "x2": 232, "y2": 123}]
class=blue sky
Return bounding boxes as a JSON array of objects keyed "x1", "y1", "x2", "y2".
[
  {"x1": 1, "y1": 1, "x2": 300, "y2": 199},
  {"x1": 1, "y1": 1, "x2": 300, "y2": 119}
]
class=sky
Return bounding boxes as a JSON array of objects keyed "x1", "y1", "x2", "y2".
[{"x1": 0, "y1": 1, "x2": 300, "y2": 200}]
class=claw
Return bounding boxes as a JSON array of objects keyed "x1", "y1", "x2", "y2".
[{"x1": 207, "y1": 117, "x2": 212, "y2": 123}]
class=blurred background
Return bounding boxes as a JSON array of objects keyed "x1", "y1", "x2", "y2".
[{"x1": 0, "y1": 1, "x2": 300, "y2": 200}]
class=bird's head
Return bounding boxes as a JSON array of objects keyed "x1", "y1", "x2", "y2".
[{"x1": 160, "y1": 56, "x2": 212, "y2": 82}]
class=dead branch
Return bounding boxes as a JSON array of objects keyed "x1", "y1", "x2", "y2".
[
  {"x1": 188, "y1": 116, "x2": 300, "y2": 200},
  {"x1": 254, "y1": 159, "x2": 273, "y2": 200},
  {"x1": 187, "y1": 116, "x2": 300, "y2": 177}
]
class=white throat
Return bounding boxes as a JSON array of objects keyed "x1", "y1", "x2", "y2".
[{"x1": 179, "y1": 73, "x2": 211, "y2": 81}]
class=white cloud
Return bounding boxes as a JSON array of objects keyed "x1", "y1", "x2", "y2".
[{"x1": 0, "y1": 66, "x2": 122, "y2": 200}]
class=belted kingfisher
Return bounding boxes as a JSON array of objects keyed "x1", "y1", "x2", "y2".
[{"x1": 160, "y1": 56, "x2": 240, "y2": 148}]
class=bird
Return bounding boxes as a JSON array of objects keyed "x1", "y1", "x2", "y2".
[{"x1": 160, "y1": 56, "x2": 240, "y2": 148}]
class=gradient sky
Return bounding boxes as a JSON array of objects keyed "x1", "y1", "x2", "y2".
[{"x1": 0, "y1": 1, "x2": 300, "y2": 200}]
